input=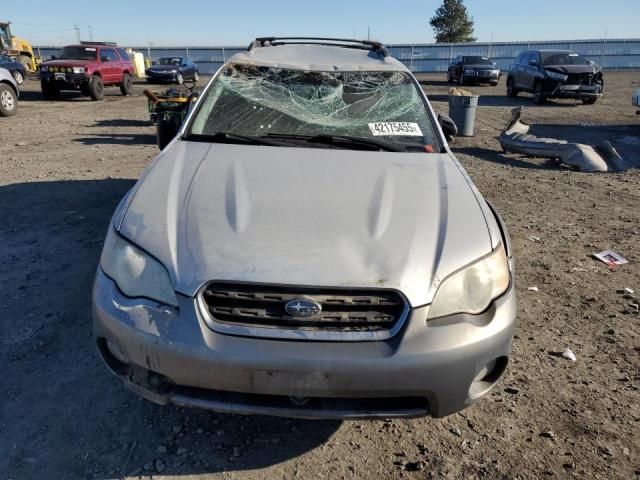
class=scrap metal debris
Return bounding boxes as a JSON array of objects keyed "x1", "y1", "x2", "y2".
[
  {"x1": 593, "y1": 250, "x2": 628, "y2": 267},
  {"x1": 499, "y1": 107, "x2": 635, "y2": 172}
]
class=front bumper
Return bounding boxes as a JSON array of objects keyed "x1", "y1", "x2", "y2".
[
  {"x1": 462, "y1": 70, "x2": 501, "y2": 83},
  {"x1": 93, "y1": 269, "x2": 517, "y2": 419},
  {"x1": 40, "y1": 71, "x2": 89, "y2": 90},
  {"x1": 547, "y1": 82, "x2": 603, "y2": 99},
  {"x1": 146, "y1": 71, "x2": 178, "y2": 83}
]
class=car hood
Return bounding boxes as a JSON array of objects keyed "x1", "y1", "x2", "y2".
[
  {"x1": 118, "y1": 142, "x2": 494, "y2": 307},
  {"x1": 544, "y1": 64, "x2": 601, "y2": 74}
]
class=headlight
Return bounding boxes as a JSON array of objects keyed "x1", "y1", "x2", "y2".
[
  {"x1": 73, "y1": 67, "x2": 84, "y2": 74},
  {"x1": 545, "y1": 70, "x2": 568, "y2": 82},
  {"x1": 492, "y1": 69, "x2": 501, "y2": 74},
  {"x1": 427, "y1": 244, "x2": 510, "y2": 320},
  {"x1": 100, "y1": 228, "x2": 178, "y2": 307}
]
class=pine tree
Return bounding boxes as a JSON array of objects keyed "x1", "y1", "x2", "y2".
[{"x1": 429, "y1": 0, "x2": 477, "y2": 43}]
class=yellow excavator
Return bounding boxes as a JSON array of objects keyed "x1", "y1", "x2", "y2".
[{"x1": 0, "y1": 21, "x2": 39, "y2": 72}]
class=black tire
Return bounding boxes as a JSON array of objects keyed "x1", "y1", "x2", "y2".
[
  {"x1": 446, "y1": 69, "x2": 453, "y2": 84},
  {"x1": 532, "y1": 81, "x2": 546, "y2": 105},
  {"x1": 17, "y1": 55, "x2": 33, "y2": 73},
  {"x1": 156, "y1": 116, "x2": 181, "y2": 150},
  {"x1": 89, "y1": 75, "x2": 104, "y2": 101},
  {"x1": 120, "y1": 72, "x2": 133, "y2": 96},
  {"x1": 582, "y1": 97, "x2": 598, "y2": 105},
  {"x1": 176, "y1": 73, "x2": 184, "y2": 85},
  {"x1": 12, "y1": 70, "x2": 24, "y2": 85},
  {"x1": 41, "y1": 80, "x2": 59, "y2": 100},
  {"x1": 506, "y1": 77, "x2": 518, "y2": 97},
  {"x1": 193, "y1": 71, "x2": 199, "y2": 83},
  {"x1": 459, "y1": 74, "x2": 466, "y2": 86},
  {"x1": 0, "y1": 83, "x2": 18, "y2": 116},
  {"x1": 490, "y1": 80, "x2": 498, "y2": 87}
]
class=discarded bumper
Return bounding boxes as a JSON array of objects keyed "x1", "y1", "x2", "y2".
[
  {"x1": 498, "y1": 107, "x2": 634, "y2": 172},
  {"x1": 93, "y1": 269, "x2": 517, "y2": 419}
]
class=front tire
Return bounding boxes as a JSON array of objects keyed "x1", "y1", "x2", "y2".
[
  {"x1": 41, "y1": 80, "x2": 59, "y2": 100},
  {"x1": 89, "y1": 75, "x2": 104, "y2": 101},
  {"x1": 120, "y1": 73, "x2": 133, "y2": 96},
  {"x1": 176, "y1": 73, "x2": 184, "y2": 85},
  {"x1": 193, "y1": 71, "x2": 199, "y2": 83},
  {"x1": 12, "y1": 70, "x2": 24, "y2": 85},
  {"x1": 447, "y1": 69, "x2": 453, "y2": 84},
  {"x1": 506, "y1": 77, "x2": 518, "y2": 97},
  {"x1": 533, "y1": 81, "x2": 546, "y2": 105},
  {"x1": 17, "y1": 55, "x2": 33, "y2": 73},
  {"x1": 0, "y1": 84, "x2": 17, "y2": 116}
]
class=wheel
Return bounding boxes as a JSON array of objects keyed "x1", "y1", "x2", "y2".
[
  {"x1": 447, "y1": 69, "x2": 453, "y2": 84},
  {"x1": 459, "y1": 74, "x2": 466, "y2": 86},
  {"x1": 89, "y1": 75, "x2": 104, "y2": 101},
  {"x1": 176, "y1": 73, "x2": 184, "y2": 85},
  {"x1": 490, "y1": 81, "x2": 498, "y2": 87},
  {"x1": 17, "y1": 55, "x2": 33, "y2": 73},
  {"x1": 120, "y1": 72, "x2": 133, "y2": 96},
  {"x1": 582, "y1": 97, "x2": 598, "y2": 105},
  {"x1": 12, "y1": 70, "x2": 24, "y2": 85},
  {"x1": 156, "y1": 116, "x2": 181, "y2": 150},
  {"x1": 506, "y1": 78, "x2": 518, "y2": 97},
  {"x1": 532, "y1": 82, "x2": 546, "y2": 104},
  {"x1": 193, "y1": 71, "x2": 199, "y2": 83},
  {"x1": 41, "y1": 80, "x2": 59, "y2": 100},
  {"x1": 0, "y1": 84, "x2": 17, "y2": 116}
]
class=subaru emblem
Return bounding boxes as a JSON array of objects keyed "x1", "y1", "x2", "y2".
[{"x1": 285, "y1": 299, "x2": 322, "y2": 318}]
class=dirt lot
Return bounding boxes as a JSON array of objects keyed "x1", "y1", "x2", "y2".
[{"x1": 1, "y1": 71, "x2": 639, "y2": 480}]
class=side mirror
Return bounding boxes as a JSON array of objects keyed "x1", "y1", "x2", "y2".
[
  {"x1": 588, "y1": 60, "x2": 595, "y2": 66},
  {"x1": 438, "y1": 114, "x2": 458, "y2": 141}
]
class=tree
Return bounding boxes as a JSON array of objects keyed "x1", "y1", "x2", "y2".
[{"x1": 429, "y1": 0, "x2": 476, "y2": 43}]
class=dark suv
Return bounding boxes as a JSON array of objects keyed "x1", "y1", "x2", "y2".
[
  {"x1": 506, "y1": 50, "x2": 603, "y2": 105},
  {"x1": 447, "y1": 55, "x2": 500, "y2": 85},
  {"x1": 40, "y1": 42, "x2": 135, "y2": 101}
]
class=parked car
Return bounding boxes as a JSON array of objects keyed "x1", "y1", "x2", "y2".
[
  {"x1": 39, "y1": 42, "x2": 135, "y2": 101},
  {"x1": 447, "y1": 55, "x2": 500, "y2": 85},
  {"x1": 0, "y1": 54, "x2": 27, "y2": 84},
  {"x1": 0, "y1": 67, "x2": 18, "y2": 116},
  {"x1": 93, "y1": 37, "x2": 516, "y2": 420},
  {"x1": 145, "y1": 57, "x2": 199, "y2": 85},
  {"x1": 506, "y1": 50, "x2": 603, "y2": 104}
]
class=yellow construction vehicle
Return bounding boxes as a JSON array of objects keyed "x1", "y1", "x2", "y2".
[{"x1": 0, "y1": 21, "x2": 39, "y2": 72}]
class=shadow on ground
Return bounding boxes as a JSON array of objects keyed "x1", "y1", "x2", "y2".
[
  {"x1": 1, "y1": 179, "x2": 340, "y2": 480},
  {"x1": 92, "y1": 119, "x2": 152, "y2": 128}
]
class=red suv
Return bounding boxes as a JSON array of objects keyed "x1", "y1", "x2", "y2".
[{"x1": 40, "y1": 42, "x2": 134, "y2": 100}]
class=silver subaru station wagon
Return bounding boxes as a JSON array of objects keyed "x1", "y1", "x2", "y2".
[{"x1": 93, "y1": 37, "x2": 517, "y2": 419}]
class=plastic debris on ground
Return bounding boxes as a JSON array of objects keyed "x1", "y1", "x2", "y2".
[
  {"x1": 561, "y1": 348, "x2": 577, "y2": 362},
  {"x1": 593, "y1": 250, "x2": 628, "y2": 267},
  {"x1": 527, "y1": 287, "x2": 539, "y2": 292}
]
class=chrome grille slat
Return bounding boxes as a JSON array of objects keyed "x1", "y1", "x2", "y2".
[{"x1": 201, "y1": 283, "x2": 407, "y2": 335}]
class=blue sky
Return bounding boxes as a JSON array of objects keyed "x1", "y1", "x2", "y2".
[{"x1": 4, "y1": 0, "x2": 639, "y2": 46}]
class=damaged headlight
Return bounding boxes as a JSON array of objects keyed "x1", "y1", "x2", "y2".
[
  {"x1": 427, "y1": 244, "x2": 510, "y2": 320},
  {"x1": 100, "y1": 228, "x2": 178, "y2": 307},
  {"x1": 73, "y1": 67, "x2": 84, "y2": 74},
  {"x1": 545, "y1": 70, "x2": 568, "y2": 82}
]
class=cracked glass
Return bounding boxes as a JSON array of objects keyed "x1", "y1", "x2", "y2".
[{"x1": 189, "y1": 64, "x2": 440, "y2": 151}]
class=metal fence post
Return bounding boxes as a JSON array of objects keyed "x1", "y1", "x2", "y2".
[{"x1": 410, "y1": 45, "x2": 414, "y2": 72}]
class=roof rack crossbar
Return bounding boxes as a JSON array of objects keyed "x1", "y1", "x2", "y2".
[{"x1": 249, "y1": 37, "x2": 388, "y2": 57}]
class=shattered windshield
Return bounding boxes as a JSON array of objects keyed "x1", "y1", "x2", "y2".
[
  {"x1": 188, "y1": 64, "x2": 440, "y2": 152},
  {"x1": 463, "y1": 56, "x2": 493, "y2": 65},
  {"x1": 543, "y1": 52, "x2": 589, "y2": 66},
  {"x1": 58, "y1": 46, "x2": 97, "y2": 60}
]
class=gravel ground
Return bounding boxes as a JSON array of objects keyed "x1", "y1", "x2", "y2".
[{"x1": 1, "y1": 71, "x2": 639, "y2": 480}]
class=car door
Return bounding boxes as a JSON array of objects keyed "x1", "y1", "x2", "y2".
[
  {"x1": 99, "y1": 48, "x2": 119, "y2": 83},
  {"x1": 182, "y1": 58, "x2": 195, "y2": 79},
  {"x1": 453, "y1": 56, "x2": 462, "y2": 80},
  {"x1": 512, "y1": 53, "x2": 526, "y2": 89},
  {"x1": 523, "y1": 52, "x2": 541, "y2": 91}
]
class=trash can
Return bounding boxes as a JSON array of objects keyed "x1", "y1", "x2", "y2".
[{"x1": 448, "y1": 94, "x2": 479, "y2": 137}]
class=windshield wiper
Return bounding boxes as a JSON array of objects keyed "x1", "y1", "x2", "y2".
[
  {"x1": 183, "y1": 132, "x2": 289, "y2": 147},
  {"x1": 265, "y1": 133, "x2": 404, "y2": 152}
]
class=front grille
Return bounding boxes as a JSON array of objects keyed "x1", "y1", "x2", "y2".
[
  {"x1": 200, "y1": 282, "x2": 407, "y2": 334},
  {"x1": 567, "y1": 73, "x2": 594, "y2": 86}
]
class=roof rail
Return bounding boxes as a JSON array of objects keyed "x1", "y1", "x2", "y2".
[
  {"x1": 80, "y1": 41, "x2": 117, "y2": 46},
  {"x1": 248, "y1": 37, "x2": 389, "y2": 57}
]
